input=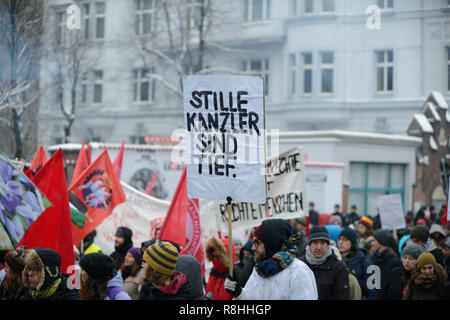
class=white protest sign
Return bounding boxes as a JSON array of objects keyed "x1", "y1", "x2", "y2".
[
  {"x1": 377, "y1": 193, "x2": 406, "y2": 230},
  {"x1": 95, "y1": 182, "x2": 170, "y2": 254},
  {"x1": 183, "y1": 75, "x2": 266, "y2": 204},
  {"x1": 200, "y1": 147, "x2": 306, "y2": 232}
]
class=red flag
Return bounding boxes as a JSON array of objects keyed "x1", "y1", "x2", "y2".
[
  {"x1": 70, "y1": 141, "x2": 89, "y2": 189},
  {"x1": 30, "y1": 145, "x2": 47, "y2": 173},
  {"x1": 86, "y1": 144, "x2": 92, "y2": 165},
  {"x1": 23, "y1": 166, "x2": 33, "y2": 179},
  {"x1": 159, "y1": 167, "x2": 205, "y2": 278},
  {"x1": 69, "y1": 149, "x2": 126, "y2": 246},
  {"x1": 306, "y1": 216, "x2": 310, "y2": 236},
  {"x1": 18, "y1": 149, "x2": 74, "y2": 273},
  {"x1": 442, "y1": 204, "x2": 448, "y2": 225},
  {"x1": 112, "y1": 140, "x2": 125, "y2": 180},
  {"x1": 145, "y1": 172, "x2": 158, "y2": 196}
]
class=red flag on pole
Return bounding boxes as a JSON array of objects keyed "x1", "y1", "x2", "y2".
[
  {"x1": 70, "y1": 141, "x2": 89, "y2": 189},
  {"x1": 18, "y1": 149, "x2": 74, "y2": 273},
  {"x1": 30, "y1": 145, "x2": 47, "y2": 173},
  {"x1": 159, "y1": 167, "x2": 204, "y2": 278},
  {"x1": 112, "y1": 140, "x2": 125, "y2": 180},
  {"x1": 145, "y1": 171, "x2": 158, "y2": 196},
  {"x1": 69, "y1": 149, "x2": 126, "y2": 247}
]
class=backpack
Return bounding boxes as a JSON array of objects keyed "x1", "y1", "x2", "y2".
[{"x1": 348, "y1": 271, "x2": 362, "y2": 300}]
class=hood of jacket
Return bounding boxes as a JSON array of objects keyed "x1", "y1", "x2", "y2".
[
  {"x1": 107, "y1": 271, "x2": 124, "y2": 288},
  {"x1": 206, "y1": 237, "x2": 234, "y2": 273},
  {"x1": 429, "y1": 224, "x2": 446, "y2": 237},
  {"x1": 175, "y1": 255, "x2": 204, "y2": 299},
  {"x1": 371, "y1": 247, "x2": 397, "y2": 264},
  {"x1": 22, "y1": 248, "x2": 61, "y2": 292},
  {"x1": 261, "y1": 219, "x2": 293, "y2": 259}
]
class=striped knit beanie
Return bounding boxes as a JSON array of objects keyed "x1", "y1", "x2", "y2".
[
  {"x1": 143, "y1": 241, "x2": 179, "y2": 276},
  {"x1": 359, "y1": 216, "x2": 374, "y2": 229}
]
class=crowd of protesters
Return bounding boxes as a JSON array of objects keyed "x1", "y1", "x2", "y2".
[{"x1": 0, "y1": 202, "x2": 449, "y2": 300}]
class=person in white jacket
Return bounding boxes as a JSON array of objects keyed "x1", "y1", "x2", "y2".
[{"x1": 224, "y1": 219, "x2": 318, "y2": 300}]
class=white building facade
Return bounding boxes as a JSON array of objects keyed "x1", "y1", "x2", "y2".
[{"x1": 38, "y1": 0, "x2": 450, "y2": 146}]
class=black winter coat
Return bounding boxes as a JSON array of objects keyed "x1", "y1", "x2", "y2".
[
  {"x1": 370, "y1": 248, "x2": 402, "y2": 299},
  {"x1": 140, "y1": 282, "x2": 192, "y2": 300},
  {"x1": 233, "y1": 259, "x2": 255, "y2": 289},
  {"x1": 342, "y1": 248, "x2": 377, "y2": 300},
  {"x1": 300, "y1": 253, "x2": 349, "y2": 300},
  {"x1": 378, "y1": 266, "x2": 411, "y2": 300}
]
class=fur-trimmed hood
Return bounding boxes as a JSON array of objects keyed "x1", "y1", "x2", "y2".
[
  {"x1": 22, "y1": 248, "x2": 61, "y2": 291},
  {"x1": 205, "y1": 237, "x2": 235, "y2": 267}
]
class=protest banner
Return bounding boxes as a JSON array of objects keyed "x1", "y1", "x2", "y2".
[
  {"x1": 183, "y1": 75, "x2": 266, "y2": 204},
  {"x1": 183, "y1": 75, "x2": 266, "y2": 274},
  {"x1": 377, "y1": 193, "x2": 406, "y2": 232},
  {"x1": 200, "y1": 147, "x2": 307, "y2": 233},
  {"x1": 95, "y1": 182, "x2": 170, "y2": 254}
]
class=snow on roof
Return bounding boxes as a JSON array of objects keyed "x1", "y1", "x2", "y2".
[
  {"x1": 413, "y1": 114, "x2": 434, "y2": 133},
  {"x1": 430, "y1": 136, "x2": 438, "y2": 151},
  {"x1": 446, "y1": 111, "x2": 450, "y2": 123},
  {"x1": 425, "y1": 102, "x2": 441, "y2": 122},
  {"x1": 47, "y1": 143, "x2": 83, "y2": 151},
  {"x1": 430, "y1": 91, "x2": 448, "y2": 110}
]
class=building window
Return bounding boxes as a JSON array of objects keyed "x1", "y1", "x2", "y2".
[
  {"x1": 93, "y1": 70, "x2": 103, "y2": 103},
  {"x1": 320, "y1": 51, "x2": 334, "y2": 94},
  {"x1": 135, "y1": 0, "x2": 156, "y2": 36},
  {"x1": 305, "y1": 0, "x2": 313, "y2": 13},
  {"x1": 349, "y1": 162, "x2": 406, "y2": 216},
  {"x1": 83, "y1": 3, "x2": 90, "y2": 40},
  {"x1": 447, "y1": 47, "x2": 450, "y2": 92},
  {"x1": 80, "y1": 73, "x2": 88, "y2": 104},
  {"x1": 321, "y1": 0, "x2": 335, "y2": 12},
  {"x1": 133, "y1": 69, "x2": 156, "y2": 103},
  {"x1": 56, "y1": 11, "x2": 66, "y2": 45},
  {"x1": 290, "y1": 0, "x2": 298, "y2": 16},
  {"x1": 377, "y1": 0, "x2": 394, "y2": 9},
  {"x1": 302, "y1": 52, "x2": 313, "y2": 95},
  {"x1": 130, "y1": 136, "x2": 146, "y2": 144},
  {"x1": 244, "y1": 0, "x2": 270, "y2": 22},
  {"x1": 376, "y1": 50, "x2": 394, "y2": 93},
  {"x1": 242, "y1": 59, "x2": 269, "y2": 96},
  {"x1": 94, "y1": 2, "x2": 105, "y2": 39},
  {"x1": 289, "y1": 54, "x2": 297, "y2": 96}
]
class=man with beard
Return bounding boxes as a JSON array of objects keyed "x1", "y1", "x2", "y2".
[
  {"x1": 110, "y1": 226, "x2": 133, "y2": 270},
  {"x1": 224, "y1": 219, "x2": 318, "y2": 300}
]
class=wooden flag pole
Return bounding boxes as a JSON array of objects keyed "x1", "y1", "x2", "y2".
[
  {"x1": 227, "y1": 196, "x2": 233, "y2": 276},
  {"x1": 80, "y1": 238, "x2": 84, "y2": 256},
  {"x1": 393, "y1": 229, "x2": 398, "y2": 243}
]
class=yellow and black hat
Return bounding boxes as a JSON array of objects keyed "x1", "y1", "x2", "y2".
[{"x1": 143, "y1": 241, "x2": 179, "y2": 276}]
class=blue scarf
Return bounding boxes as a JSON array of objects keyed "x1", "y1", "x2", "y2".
[{"x1": 255, "y1": 233, "x2": 300, "y2": 278}]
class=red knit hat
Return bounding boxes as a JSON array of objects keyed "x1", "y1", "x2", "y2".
[
  {"x1": 359, "y1": 216, "x2": 374, "y2": 229},
  {"x1": 254, "y1": 224, "x2": 264, "y2": 242}
]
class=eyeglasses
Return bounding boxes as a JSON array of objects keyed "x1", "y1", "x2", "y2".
[{"x1": 252, "y1": 239, "x2": 262, "y2": 247}]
